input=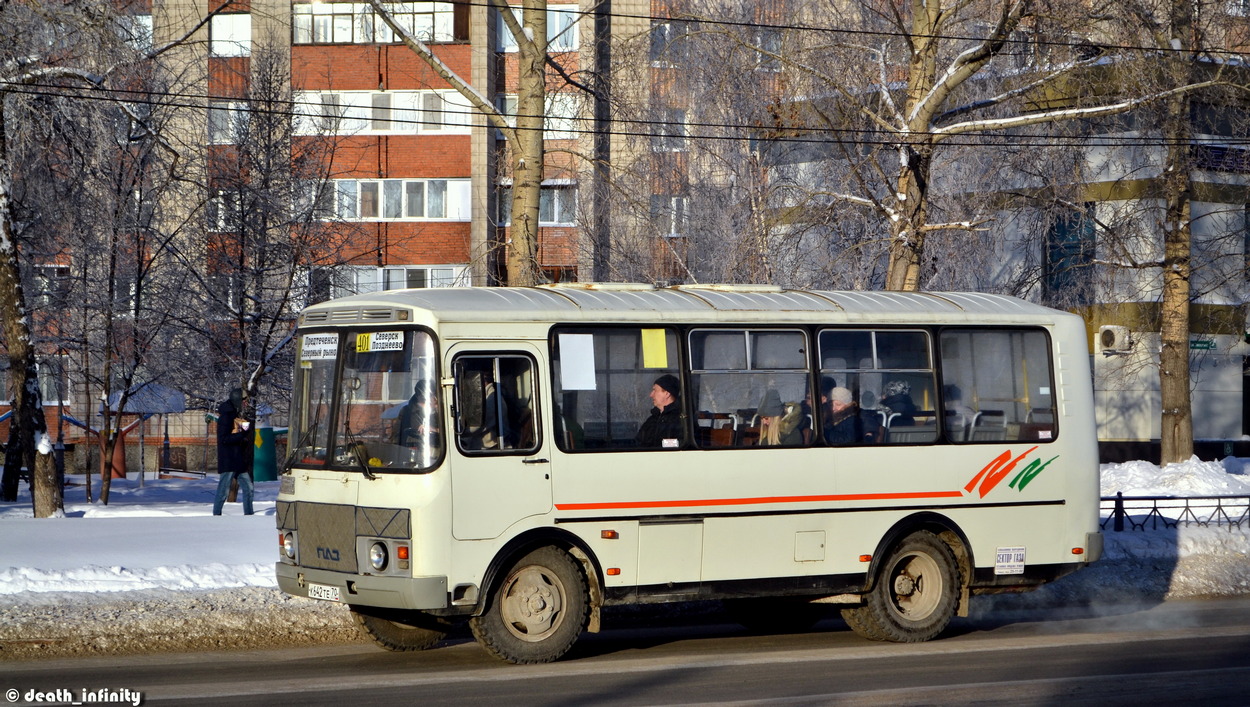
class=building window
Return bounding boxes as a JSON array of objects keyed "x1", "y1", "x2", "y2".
[
  {"x1": 208, "y1": 102, "x2": 249, "y2": 144},
  {"x1": 754, "y1": 27, "x2": 781, "y2": 72},
  {"x1": 207, "y1": 190, "x2": 242, "y2": 232},
  {"x1": 117, "y1": 14, "x2": 152, "y2": 52},
  {"x1": 0, "y1": 357, "x2": 73, "y2": 406},
  {"x1": 33, "y1": 265, "x2": 70, "y2": 308},
  {"x1": 649, "y1": 20, "x2": 690, "y2": 66},
  {"x1": 296, "y1": 180, "x2": 336, "y2": 221},
  {"x1": 295, "y1": 90, "x2": 472, "y2": 136},
  {"x1": 651, "y1": 108, "x2": 688, "y2": 152},
  {"x1": 498, "y1": 92, "x2": 579, "y2": 139},
  {"x1": 310, "y1": 265, "x2": 467, "y2": 301},
  {"x1": 292, "y1": 2, "x2": 458, "y2": 44},
  {"x1": 1044, "y1": 203, "x2": 1096, "y2": 306},
  {"x1": 211, "y1": 13, "x2": 251, "y2": 57},
  {"x1": 540, "y1": 185, "x2": 577, "y2": 224},
  {"x1": 650, "y1": 194, "x2": 688, "y2": 237},
  {"x1": 333, "y1": 179, "x2": 470, "y2": 221},
  {"x1": 497, "y1": 4, "x2": 580, "y2": 52},
  {"x1": 497, "y1": 184, "x2": 578, "y2": 225}
]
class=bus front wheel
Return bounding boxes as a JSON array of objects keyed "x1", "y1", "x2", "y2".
[
  {"x1": 350, "y1": 606, "x2": 450, "y2": 651},
  {"x1": 470, "y1": 546, "x2": 589, "y2": 664},
  {"x1": 841, "y1": 530, "x2": 960, "y2": 643}
]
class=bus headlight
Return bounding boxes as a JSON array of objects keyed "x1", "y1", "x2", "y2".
[
  {"x1": 282, "y1": 532, "x2": 296, "y2": 559},
  {"x1": 368, "y1": 542, "x2": 389, "y2": 571}
]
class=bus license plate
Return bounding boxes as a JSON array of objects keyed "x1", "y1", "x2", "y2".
[{"x1": 308, "y1": 583, "x2": 341, "y2": 602}]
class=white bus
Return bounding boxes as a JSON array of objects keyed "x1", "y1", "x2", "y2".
[{"x1": 276, "y1": 284, "x2": 1103, "y2": 663}]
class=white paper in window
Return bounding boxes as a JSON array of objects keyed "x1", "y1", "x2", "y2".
[{"x1": 559, "y1": 334, "x2": 597, "y2": 390}]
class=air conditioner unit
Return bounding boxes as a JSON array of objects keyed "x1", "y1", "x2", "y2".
[{"x1": 1098, "y1": 325, "x2": 1132, "y2": 352}]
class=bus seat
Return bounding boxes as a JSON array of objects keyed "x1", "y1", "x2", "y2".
[
  {"x1": 970, "y1": 427, "x2": 1006, "y2": 442},
  {"x1": 709, "y1": 427, "x2": 734, "y2": 447},
  {"x1": 887, "y1": 426, "x2": 936, "y2": 444}
]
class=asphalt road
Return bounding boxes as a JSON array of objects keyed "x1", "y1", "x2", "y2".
[{"x1": 4, "y1": 597, "x2": 1250, "y2": 706}]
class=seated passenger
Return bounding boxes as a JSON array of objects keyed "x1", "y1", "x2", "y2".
[
  {"x1": 880, "y1": 379, "x2": 918, "y2": 426},
  {"x1": 758, "y1": 389, "x2": 803, "y2": 446},
  {"x1": 824, "y1": 386, "x2": 863, "y2": 445},
  {"x1": 397, "y1": 382, "x2": 441, "y2": 448},
  {"x1": 635, "y1": 374, "x2": 684, "y2": 448},
  {"x1": 944, "y1": 384, "x2": 976, "y2": 430}
]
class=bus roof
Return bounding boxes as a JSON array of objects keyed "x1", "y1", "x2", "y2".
[{"x1": 299, "y1": 284, "x2": 1071, "y2": 327}]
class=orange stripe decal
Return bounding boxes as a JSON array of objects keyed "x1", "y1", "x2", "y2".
[{"x1": 555, "y1": 490, "x2": 965, "y2": 512}]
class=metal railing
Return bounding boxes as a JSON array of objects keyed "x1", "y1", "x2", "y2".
[{"x1": 1100, "y1": 492, "x2": 1250, "y2": 531}]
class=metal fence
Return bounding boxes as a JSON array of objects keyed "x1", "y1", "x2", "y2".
[{"x1": 1101, "y1": 492, "x2": 1250, "y2": 531}]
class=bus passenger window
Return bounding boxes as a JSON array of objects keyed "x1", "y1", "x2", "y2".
[
  {"x1": 551, "y1": 327, "x2": 682, "y2": 451},
  {"x1": 819, "y1": 329, "x2": 935, "y2": 445},
  {"x1": 453, "y1": 355, "x2": 539, "y2": 454},
  {"x1": 689, "y1": 329, "x2": 810, "y2": 448},
  {"x1": 940, "y1": 329, "x2": 1056, "y2": 443}
]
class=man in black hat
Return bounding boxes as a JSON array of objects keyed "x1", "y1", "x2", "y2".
[{"x1": 635, "y1": 374, "x2": 684, "y2": 448}]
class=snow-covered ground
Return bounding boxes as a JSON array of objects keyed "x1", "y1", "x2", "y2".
[{"x1": 1, "y1": 458, "x2": 1249, "y2": 659}]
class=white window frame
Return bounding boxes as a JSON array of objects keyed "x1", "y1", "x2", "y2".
[
  {"x1": 33, "y1": 264, "x2": 70, "y2": 308},
  {"x1": 118, "y1": 14, "x2": 153, "y2": 52},
  {"x1": 651, "y1": 107, "x2": 688, "y2": 152},
  {"x1": 649, "y1": 20, "x2": 690, "y2": 67},
  {"x1": 292, "y1": 2, "x2": 456, "y2": 45},
  {"x1": 0, "y1": 357, "x2": 73, "y2": 406},
  {"x1": 294, "y1": 91, "x2": 471, "y2": 136},
  {"x1": 211, "y1": 14, "x2": 251, "y2": 57},
  {"x1": 208, "y1": 190, "x2": 242, "y2": 232},
  {"x1": 498, "y1": 92, "x2": 579, "y2": 140},
  {"x1": 333, "y1": 179, "x2": 471, "y2": 221},
  {"x1": 497, "y1": 183, "x2": 578, "y2": 226},
  {"x1": 208, "y1": 101, "x2": 249, "y2": 144},
  {"x1": 651, "y1": 194, "x2": 689, "y2": 238},
  {"x1": 321, "y1": 264, "x2": 468, "y2": 299},
  {"x1": 497, "y1": 4, "x2": 579, "y2": 52},
  {"x1": 754, "y1": 27, "x2": 782, "y2": 72}
]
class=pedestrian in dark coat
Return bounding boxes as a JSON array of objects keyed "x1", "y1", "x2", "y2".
[{"x1": 213, "y1": 388, "x2": 254, "y2": 515}]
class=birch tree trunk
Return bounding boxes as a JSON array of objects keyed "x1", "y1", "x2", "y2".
[
  {"x1": 506, "y1": 0, "x2": 546, "y2": 287},
  {"x1": 0, "y1": 103, "x2": 53, "y2": 511},
  {"x1": 369, "y1": 0, "x2": 547, "y2": 287},
  {"x1": 1158, "y1": 6, "x2": 1196, "y2": 465}
]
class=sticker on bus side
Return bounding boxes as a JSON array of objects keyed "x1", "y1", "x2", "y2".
[
  {"x1": 356, "y1": 331, "x2": 404, "y2": 353},
  {"x1": 301, "y1": 333, "x2": 339, "y2": 360},
  {"x1": 995, "y1": 546, "x2": 1026, "y2": 575}
]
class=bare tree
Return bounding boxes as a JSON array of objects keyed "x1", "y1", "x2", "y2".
[
  {"x1": 0, "y1": 1, "x2": 211, "y2": 513},
  {"x1": 766, "y1": 0, "x2": 1239, "y2": 292},
  {"x1": 368, "y1": 0, "x2": 549, "y2": 287},
  {"x1": 170, "y1": 37, "x2": 351, "y2": 420},
  {"x1": 596, "y1": 4, "x2": 817, "y2": 286}
]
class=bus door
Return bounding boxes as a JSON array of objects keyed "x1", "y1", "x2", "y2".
[{"x1": 448, "y1": 345, "x2": 551, "y2": 540}]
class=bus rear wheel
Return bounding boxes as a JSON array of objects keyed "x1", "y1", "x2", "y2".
[
  {"x1": 350, "y1": 606, "x2": 450, "y2": 651},
  {"x1": 841, "y1": 531, "x2": 960, "y2": 643},
  {"x1": 469, "y1": 546, "x2": 589, "y2": 664}
]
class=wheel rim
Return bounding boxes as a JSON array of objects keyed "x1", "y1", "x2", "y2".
[
  {"x1": 886, "y1": 550, "x2": 943, "y2": 621},
  {"x1": 499, "y1": 565, "x2": 567, "y2": 642}
]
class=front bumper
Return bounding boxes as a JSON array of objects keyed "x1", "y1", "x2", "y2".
[{"x1": 276, "y1": 564, "x2": 448, "y2": 610}]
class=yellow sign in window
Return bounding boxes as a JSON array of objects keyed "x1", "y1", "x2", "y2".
[{"x1": 641, "y1": 329, "x2": 668, "y2": 369}]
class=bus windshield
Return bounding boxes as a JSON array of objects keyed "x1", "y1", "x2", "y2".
[{"x1": 288, "y1": 328, "x2": 441, "y2": 472}]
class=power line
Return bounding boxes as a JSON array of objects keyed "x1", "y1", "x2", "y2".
[
  {"x1": 290, "y1": 0, "x2": 1250, "y2": 60},
  {"x1": 5, "y1": 78, "x2": 1250, "y2": 151}
]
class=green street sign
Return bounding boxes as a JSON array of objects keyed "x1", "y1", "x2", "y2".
[{"x1": 1190, "y1": 339, "x2": 1215, "y2": 350}]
